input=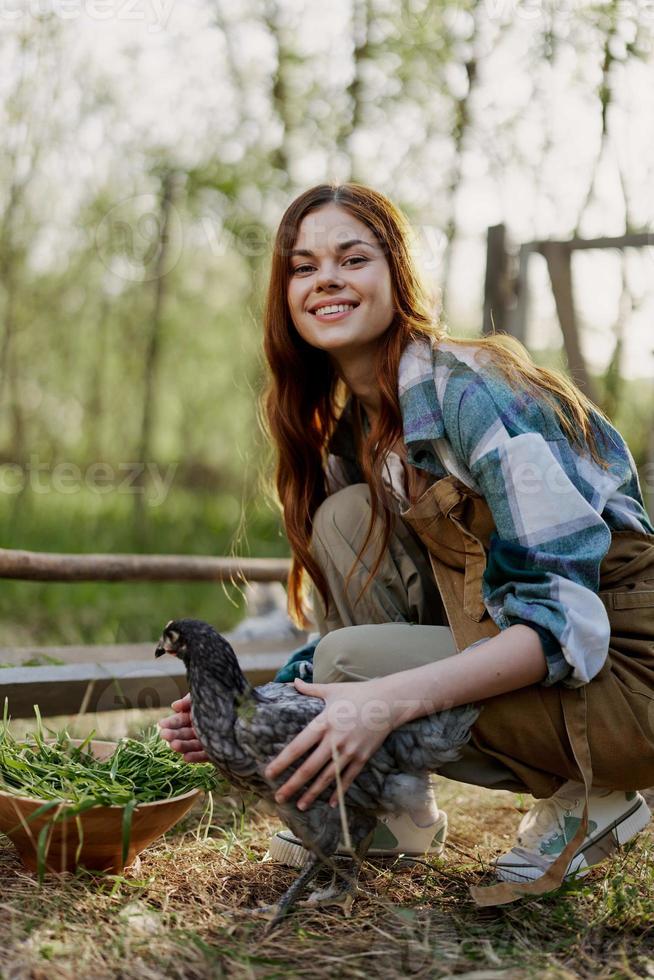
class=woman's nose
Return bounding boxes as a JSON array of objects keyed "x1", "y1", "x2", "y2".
[{"x1": 315, "y1": 266, "x2": 344, "y2": 289}]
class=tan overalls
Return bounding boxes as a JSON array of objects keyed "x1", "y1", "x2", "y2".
[{"x1": 403, "y1": 475, "x2": 654, "y2": 902}]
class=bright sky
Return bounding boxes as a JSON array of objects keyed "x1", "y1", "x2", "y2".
[{"x1": 6, "y1": 0, "x2": 654, "y2": 378}]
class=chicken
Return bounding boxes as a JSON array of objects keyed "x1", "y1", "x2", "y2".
[{"x1": 155, "y1": 618, "x2": 479, "y2": 927}]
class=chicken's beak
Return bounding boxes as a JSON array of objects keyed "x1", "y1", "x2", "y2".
[{"x1": 155, "y1": 633, "x2": 178, "y2": 658}]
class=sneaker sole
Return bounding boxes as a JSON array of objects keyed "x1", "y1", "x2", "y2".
[
  {"x1": 266, "y1": 812, "x2": 448, "y2": 869},
  {"x1": 265, "y1": 832, "x2": 314, "y2": 869},
  {"x1": 496, "y1": 794, "x2": 651, "y2": 883}
]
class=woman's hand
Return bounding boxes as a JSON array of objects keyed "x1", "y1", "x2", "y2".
[
  {"x1": 158, "y1": 693, "x2": 209, "y2": 763},
  {"x1": 263, "y1": 676, "x2": 397, "y2": 810}
]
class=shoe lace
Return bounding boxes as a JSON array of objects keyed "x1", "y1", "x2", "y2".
[{"x1": 515, "y1": 792, "x2": 580, "y2": 853}]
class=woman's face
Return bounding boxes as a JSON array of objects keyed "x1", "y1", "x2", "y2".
[{"x1": 286, "y1": 203, "x2": 395, "y2": 361}]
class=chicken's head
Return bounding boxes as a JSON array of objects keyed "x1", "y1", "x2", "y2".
[
  {"x1": 155, "y1": 619, "x2": 192, "y2": 663},
  {"x1": 155, "y1": 618, "x2": 246, "y2": 691}
]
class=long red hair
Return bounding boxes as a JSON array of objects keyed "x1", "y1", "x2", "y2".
[{"x1": 259, "y1": 182, "x2": 612, "y2": 630}]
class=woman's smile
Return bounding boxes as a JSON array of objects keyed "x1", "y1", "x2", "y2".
[{"x1": 312, "y1": 303, "x2": 360, "y2": 323}]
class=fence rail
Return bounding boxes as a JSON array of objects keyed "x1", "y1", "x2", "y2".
[
  {"x1": 0, "y1": 548, "x2": 298, "y2": 719},
  {"x1": 0, "y1": 548, "x2": 291, "y2": 583},
  {"x1": 2, "y1": 646, "x2": 295, "y2": 719}
]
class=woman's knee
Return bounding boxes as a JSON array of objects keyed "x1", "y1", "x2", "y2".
[
  {"x1": 313, "y1": 627, "x2": 364, "y2": 683},
  {"x1": 313, "y1": 622, "x2": 457, "y2": 684},
  {"x1": 311, "y1": 483, "x2": 371, "y2": 553}
]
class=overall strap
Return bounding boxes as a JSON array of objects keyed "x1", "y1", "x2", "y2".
[
  {"x1": 400, "y1": 476, "x2": 499, "y2": 650},
  {"x1": 470, "y1": 686, "x2": 592, "y2": 906}
]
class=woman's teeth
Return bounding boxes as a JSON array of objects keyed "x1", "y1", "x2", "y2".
[{"x1": 313, "y1": 304, "x2": 357, "y2": 317}]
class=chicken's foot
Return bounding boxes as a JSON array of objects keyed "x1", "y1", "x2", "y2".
[
  {"x1": 301, "y1": 872, "x2": 356, "y2": 915},
  {"x1": 300, "y1": 826, "x2": 375, "y2": 914}
]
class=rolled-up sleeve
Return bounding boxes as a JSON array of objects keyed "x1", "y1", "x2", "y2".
[{"x1": 448, "y1": 375, "x2": 613, "y2": 687}]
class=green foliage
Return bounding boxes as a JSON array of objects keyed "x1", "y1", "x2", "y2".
[{"x1": 0, "y1": 655, "x2": 65, "y2": 669}]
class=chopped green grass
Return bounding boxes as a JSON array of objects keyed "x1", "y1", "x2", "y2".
[{"x1": 0, "y1": 703, "x2": 221, "y2": 808}]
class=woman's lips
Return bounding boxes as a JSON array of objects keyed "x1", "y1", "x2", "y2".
[{"x1": 311, "y1": 305, "x2": 358, "y2": 322}]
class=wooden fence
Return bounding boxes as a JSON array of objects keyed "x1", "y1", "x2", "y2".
[
  {"x1": 482, "y1": 226, "x2": 652, "y2": 404},
  {"x1": 0, "y1": 550, "x2": 303, "y2": 719}
]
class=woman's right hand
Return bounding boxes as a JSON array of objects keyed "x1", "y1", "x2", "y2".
[{"x1": 158, "y1": 692, "x2": 209, "y2": 763}]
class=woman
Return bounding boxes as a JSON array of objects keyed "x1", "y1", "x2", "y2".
[{"x1": 160, "y1": 182, "x2": 654, "y2": 898}]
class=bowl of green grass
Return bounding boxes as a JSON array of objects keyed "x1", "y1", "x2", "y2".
[{"x1": 0, "y1": 703, "x2": 221, "y2": 878}]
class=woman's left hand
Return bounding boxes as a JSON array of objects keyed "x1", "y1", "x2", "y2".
[{"x1": 263, "y1": 676, "x2": 397, "y2": 810}]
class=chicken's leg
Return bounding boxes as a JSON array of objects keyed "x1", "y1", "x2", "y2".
[
  {"x1": 302, "y1": 825, "x2": 375, "y2": 913},
  {"x1": 253, "y1": 852, "x2": 323, "y2": 931}
]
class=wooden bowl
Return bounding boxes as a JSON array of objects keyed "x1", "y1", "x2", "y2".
[{"x1": 0, "y1": 739, "x2": 203, "y2": 874}]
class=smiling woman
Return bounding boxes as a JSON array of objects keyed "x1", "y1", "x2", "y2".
[{"x1": 159, "y1": 182, "x2": 654, "y2": 906}]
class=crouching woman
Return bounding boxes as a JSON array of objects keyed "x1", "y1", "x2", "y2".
[{"x1": 160, "y1": 182, "x2": 654, "y2": 901}]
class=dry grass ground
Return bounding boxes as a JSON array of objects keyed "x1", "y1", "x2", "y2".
[{"x1": 2, "y1": 772, "x2": 654, "y2": 980}]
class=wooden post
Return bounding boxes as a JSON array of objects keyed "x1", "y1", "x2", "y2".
[
  {"x1": 541, "y1": 242, "x2": 599, "y2": 404},
  {"x1": 506, "y1": 243, "x2": 531, "y2": 345},
  {"x1": 483, "y1": 224, "x2": 509, "y2": 335}
]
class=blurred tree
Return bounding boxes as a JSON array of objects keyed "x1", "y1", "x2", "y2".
[
  {"x1": 0, "y1": 0, "x2": 652, "y2": 500},
  {"x1": 0, "y1": 17, "x2": 66, "y2": 463}
]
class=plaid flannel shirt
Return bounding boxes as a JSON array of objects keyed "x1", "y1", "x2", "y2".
[{"x1": 275, "y1": 337, "x2": 653, "y2": 687}]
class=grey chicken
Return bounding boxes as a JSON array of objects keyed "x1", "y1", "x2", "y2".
[{"x1": 155, "y1": 618, "x2": 479, "y2": 926}]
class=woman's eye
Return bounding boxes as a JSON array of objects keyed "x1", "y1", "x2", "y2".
[{"x1": 292, "y1": 256, "x2": 367, "y2": 275}]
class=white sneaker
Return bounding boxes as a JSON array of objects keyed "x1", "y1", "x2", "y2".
[
  {"x1": 265, "y1": 809, "x2": 448, "y2": 869},
  {"x1": 495, "y1": 781, "x2": 651, "y2": 883}
]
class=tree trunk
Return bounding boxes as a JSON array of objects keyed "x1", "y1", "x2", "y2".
[{"x1": 133, "y1": 169, "x2": 178, "y2": 537}]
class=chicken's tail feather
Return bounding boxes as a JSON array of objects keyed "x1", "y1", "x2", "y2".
[
  {"x1": 389, "y1": 703, "x2": 481, "y2": 772},
  {"x1": 420, "y1": 703, "x2": 481, "y2": 767}
]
